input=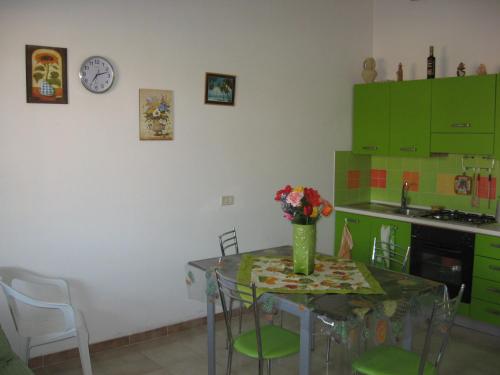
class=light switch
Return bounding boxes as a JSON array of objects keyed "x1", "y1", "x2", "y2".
[{"x1": 221, "y1": 195, "x2": 234, "y2": 206}]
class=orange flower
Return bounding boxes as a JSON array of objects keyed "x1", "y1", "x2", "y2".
[
  {"x1": 34, "y1": 52, "x2": 59, "y2": 65},
  {"x1": 321, "y1": 201, "x2": 333, "y2": 217}
]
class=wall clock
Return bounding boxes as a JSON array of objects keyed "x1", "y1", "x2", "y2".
[{"x1": 79, "y1": 56, "x2": 115, "y2": 93}]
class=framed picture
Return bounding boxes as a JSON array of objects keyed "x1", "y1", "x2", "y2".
[
  {"x1": 139, "y1": 89, "x2": 174, "y2": 140},
  {"x1": 205, "y1": 72, "x2": 236, "y2": 105},
  {"x1": 26, "y1": 45, "x2": 68, "y2": 104}
]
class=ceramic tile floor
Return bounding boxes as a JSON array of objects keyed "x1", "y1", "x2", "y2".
[{"x1": 34, "y1": 316, "x2": 500, "y2": 375}]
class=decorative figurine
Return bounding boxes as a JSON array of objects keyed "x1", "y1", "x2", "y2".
[
  {"x1": 457, "y1": 62, "x2": 466, "y2": 77},
  {"x1": 396, "y1": 63, "x2": 403, "y2": 81},
  {"x1": 362, "y1": 57, "x2": 377, "y2": 83},
  {"x1": 477, "y1": 64, "x2": 487, "y2": 75}
]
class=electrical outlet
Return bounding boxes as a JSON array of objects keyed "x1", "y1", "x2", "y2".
[{"x1": 221, "y1": 195, "x2": 234, "y2": 206}]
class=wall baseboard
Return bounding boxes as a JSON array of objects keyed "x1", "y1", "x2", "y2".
[{"x1": 28, "y1": 313, "x2": 225, "y2": 369}]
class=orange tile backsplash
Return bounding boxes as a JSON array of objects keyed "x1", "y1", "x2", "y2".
[
  {"x1": 477, "y1": 176, "x2": 496, "y2": 199},
  {"x1": 347, "y1": 170, "x2": 361, "y2": 189},
  {"x1": 370, "y1": 169, "x2": 387, "y2": 188},
  {"x1": 402, "y1": 171, "x2": 419, "y2": 192}
]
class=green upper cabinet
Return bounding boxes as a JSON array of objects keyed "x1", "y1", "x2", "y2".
[
  {"x1": 431, "y1": 75, "x2": 496, "y2": 134},
  {"x1": 353, "y1": 83, "x2": 390, "y2": 155},
  {"x1": 389, "y1": 80, "x2": 431, "y2": 157},
  {"x1": 334, "y1": 211, "x2": 371, "y2": 263}
]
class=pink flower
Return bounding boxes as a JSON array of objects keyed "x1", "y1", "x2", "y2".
[
  {"x1": 283, "y1": 212, "x2": 293, "y2": 221},
  {"x1": 286, "y1": 191, "x2": 303, "y2": 207}
]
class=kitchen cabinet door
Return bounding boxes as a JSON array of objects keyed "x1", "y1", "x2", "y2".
[
  {"x1": 495, "y1": 75, "x2": 500, "y2": 160},
  {"x1": 370, "y1": 218, "x2": 411, "y2": 273},
  {"x1": 334, "y1": 212, "x2": 371, "y2": 263},
  {"x1": 390, "y1": 80, "x2": 431, "y2": 157},
  {"x1": 431, "y1": 75, "x2": 496, "y2": 134},
  {"x1": 352, "y1": 83, "x2": 390, "y2": 155}
]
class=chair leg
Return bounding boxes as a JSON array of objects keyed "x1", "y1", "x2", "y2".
[
  {"x1": 226, "y1": 346, "x2": 233, "y2": 375},
  {"x1": 267, "y1": 359, "x2": 272, "y2": 375},
  {"x1": 238, "y1": 301, "x2": 243, "y2": 334},
  {"x1": 258, "y1": 359, "x2": 264, "y2": 375},
  {"x1": 326, "y1": 336, "x2": 332, "y2": 363},
  {"x1": 76, "y1": 328, "x2": 93, "y2": 375}
]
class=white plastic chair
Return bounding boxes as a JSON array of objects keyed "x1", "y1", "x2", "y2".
[{"x1": 0, "y1": 267, "x2": 92, "y2": 374}]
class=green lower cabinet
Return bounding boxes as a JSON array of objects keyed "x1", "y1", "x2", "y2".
[
  {"x1": 334, "y1": 212, "x2": 411, "y2": 269},
  {"x1": 470, "y1": 299, "x2": 500, "y2": 326},
  {"x1": 473, "y1": 256, "x2": 500, "y2": 283},
  {"x1": 472, "y1": 277, "x2": 500, "y2": 303},
  {"x1": 334, "y1": 212, "x2": 371, "y2": 263}
]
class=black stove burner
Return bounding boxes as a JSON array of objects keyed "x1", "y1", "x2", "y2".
[{"x1": 422, "y1": 210, "x2": 496, "y2": 225}]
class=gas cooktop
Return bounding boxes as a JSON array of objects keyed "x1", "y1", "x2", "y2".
[{"x1": 421, "y1": 210, "x2": 496, "y2": 226}]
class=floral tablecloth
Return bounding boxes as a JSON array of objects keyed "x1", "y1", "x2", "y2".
[{"x1": 237, "y1": 255, "x2": 384, "y2": 295}]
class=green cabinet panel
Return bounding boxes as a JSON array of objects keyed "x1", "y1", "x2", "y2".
[
  {"x1": 353, "y1": 83, "x2": 390, "y2": 155},
  {"x1": 430, "y1": 133, "x2": 494, "y2": 155},
  {"x1": 495, "y1": 75, "x2": 500, "y2": 160},
  {"x1": 475, "y1": 234, "x2": 500, "y2": 260},
  {"x1": 389, "y1": 80, "x2": 431, "y2": 157},
  {"x1": 470, "y1": 299, "x2": 500, "y2": 326},
  {"x1": 369, "y1": 217, "x2": 411, "y2": 273},
  {"x1": 473, "y1": 256, "x2": 500, "y2": 283},
  {"x1": 431, "y1": 75, "x2": 496, "y2": 134},
  {"x1": 472, "y1": 277, "x2": 500, "y2": 304},
  {"x1": 334, "y1": 212, "x2": 371, "y2": 263}
]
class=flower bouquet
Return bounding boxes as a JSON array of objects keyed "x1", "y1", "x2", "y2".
[{"x1": 274, "y1": 185, "x2": 333, "y2": 275}]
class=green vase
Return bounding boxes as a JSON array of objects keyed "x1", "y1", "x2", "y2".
[{"x1": 292, "y1": 223, "x2": 316, "y2": 275}]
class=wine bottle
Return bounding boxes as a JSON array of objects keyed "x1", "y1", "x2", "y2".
[{"x1": 427, "y1": 46, "x2": 435, "y2": 79}]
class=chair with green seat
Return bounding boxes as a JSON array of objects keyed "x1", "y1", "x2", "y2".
[
  {"x1": 215, "y1": 270, "x2": 300, "y2": 375},
  {"x1": 352, "y1": 283, "x2": 465, "y2": 375}
]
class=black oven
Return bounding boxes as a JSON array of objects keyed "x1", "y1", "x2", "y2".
[{"x1": 410, "y1": 224, "x2": 474, "y2": 303}]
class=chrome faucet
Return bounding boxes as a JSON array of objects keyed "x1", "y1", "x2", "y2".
[{"x1": 401, "y1": 181, "x2": 409, "y2": 210}]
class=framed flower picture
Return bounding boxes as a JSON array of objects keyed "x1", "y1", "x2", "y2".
[
  {"x1": 26, "y1": 45, "x2": 68, "y2": 104},
  {"x1": 204, "y1": 72, "x2": 236, "y2": 106},
  {"x1": 139, "y1": 89, "x2": 174, "y2": 140}
]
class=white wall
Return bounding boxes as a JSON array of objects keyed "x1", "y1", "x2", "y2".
[
  {"x1": 373, "y1": 0, "x2": 500, "y2": 81},
  {"x1": 0, "y1": 0, "x2": 373, "y2": 354}
]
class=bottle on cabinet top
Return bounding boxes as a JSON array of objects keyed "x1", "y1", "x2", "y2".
[{"x1": 427, "y1": 46, "x2": 435, "y2": 79}]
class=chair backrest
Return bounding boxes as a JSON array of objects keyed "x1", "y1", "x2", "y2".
[
  {"x1": 215, "y1": 270, "x2": 264, "y2": 360},
  {"x1": 371, "y1": 237, "x2": 410, "y2": 272},
  {"x1": 218, "y1": 228, "x2": 239, "y2": 257},
  {"x1": 418, "y1": 283, "x2": 465, "y2": 375},
  {"x1": 0, "y1": 267, "x2": 72, "y2": 338}
]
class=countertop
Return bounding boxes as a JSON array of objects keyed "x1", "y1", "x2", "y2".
[{"x1": 336, "y1": 202, "x2": 500, "y2": 237}]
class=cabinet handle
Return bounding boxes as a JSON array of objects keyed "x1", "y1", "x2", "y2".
[
  {"x1": 489, "y1": 243, "x2": 500, "y2": 249},
  {"x1": 451, "y1": 123, "x2": 471, "y2": 128},
  {"x1": 486, "y1": 308, "x2": 500, "y2": 316},
  {"x1": 400, "y1": 146, "x2": 417, "y2": 152},
  {"x1": 346, "y1": 218, "x2": 359, "y2": 224},
  {"x1": 489, "y1": 265, "x2": 500, "y2": 271},
  {"x1": 486, "y1": 287, "x2": 500, "y2": 294},
  {"x1": 362, "y1": 146, "x2": 378, "y2": 151}
]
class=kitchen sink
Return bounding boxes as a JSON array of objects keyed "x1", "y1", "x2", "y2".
[
  {"x1": 347, "y1": 202, "x2": 430, "y2": 218},
  {"x1": 390, "y1": 207, "x2": 430, "y2": 217}
]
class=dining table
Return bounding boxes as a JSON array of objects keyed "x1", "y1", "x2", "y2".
[{"x1": 185, "y1": 245, "x2": 445, "y2": 375}]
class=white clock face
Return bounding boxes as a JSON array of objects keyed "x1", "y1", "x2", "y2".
[{"x1": 79, "y1": 56, "x2": 114, "y2": 93}]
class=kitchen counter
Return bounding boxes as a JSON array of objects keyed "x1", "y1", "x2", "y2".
[{"x1": 336, "y1": 202, "x2": 500, "y2": 237}]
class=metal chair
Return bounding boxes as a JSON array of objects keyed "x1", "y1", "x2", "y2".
[
  {"x1": 219, "y1": 227, "x2": 239, "y2": 257},
  {"x1": 371, "y1": 237, "x2": 410, "y2": 273},
  {"x1": 352, "y1": 284, "x2": 465, "y2": 375},
  {"x1": 218, "y1": 228, "x2": 244, "y2": 335},
  {"x1": 215, "y1": 270, "x2": 300, "y2": 375},
  {"x1": 0, "y1": 268, "x2": 93, "y2": 375}
]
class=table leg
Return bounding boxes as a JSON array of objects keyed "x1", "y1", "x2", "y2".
[
  {"x1": 207, "y1": 299, "x2": 216, "y2": 375},
  {"x1": 299, "y1": 308, "x2": 312, "y2": 375}
]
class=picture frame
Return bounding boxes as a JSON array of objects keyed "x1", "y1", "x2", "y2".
[
  {"x1": 204, "y1": 72, "x2": 236, "y2": 106},
  {"x1": 26, "y1": 45, "x2": 68, "y2": 104},
  {"x1": 139, "y1": 88, "x2": 174, "y2": 140}
]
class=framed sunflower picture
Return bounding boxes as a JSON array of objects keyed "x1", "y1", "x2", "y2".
[
  {"x1": 139, "y1": 89, "x2": 174, "y2": 140},
  {"x1": 26, "y1": 45, "x2": 68, "y2": 104}
]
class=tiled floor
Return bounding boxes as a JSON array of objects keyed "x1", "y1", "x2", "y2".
[{"x1": 34, "y1": 316, "x2": 500, "y2": 375}]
